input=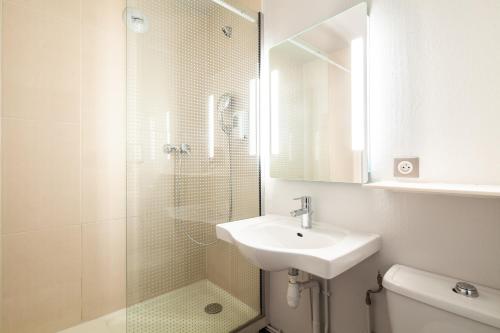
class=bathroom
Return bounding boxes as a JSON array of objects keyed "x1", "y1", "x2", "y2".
[{"x1": 1, "y1": 0, "x2": 499, "y2": 333}]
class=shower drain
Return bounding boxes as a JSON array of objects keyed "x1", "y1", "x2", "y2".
[{"x1": 204, "y1": 303, "x2": 223, "y2": 314}]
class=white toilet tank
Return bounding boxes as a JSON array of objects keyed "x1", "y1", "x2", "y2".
[{"x1": 383, "y1": 265, "x2": 500, "y2": 333}]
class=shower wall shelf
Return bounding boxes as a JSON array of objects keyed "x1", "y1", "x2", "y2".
[{"x1": 363, "y1": 181, "x2": 500, "y2": 198}]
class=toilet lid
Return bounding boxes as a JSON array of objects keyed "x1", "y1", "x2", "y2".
[{"x1": 383, "y1": 265, "x2": 500, "y2": 329}]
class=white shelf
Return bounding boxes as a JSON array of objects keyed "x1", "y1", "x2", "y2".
[{"x1": 363, "y1": 181, "x2": 500, "y2": 198}]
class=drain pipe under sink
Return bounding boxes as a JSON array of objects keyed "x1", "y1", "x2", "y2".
[
  {"x1": 287, "y1": 269, "x2": 321, "y2": 333},
  {"x1": 323, "y1": 278, "x2": 330, "y2": 333}
]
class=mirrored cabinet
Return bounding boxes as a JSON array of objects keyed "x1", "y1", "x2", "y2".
[{"x1": 269, "y1": 3, "x2": 367, "y2": 183}]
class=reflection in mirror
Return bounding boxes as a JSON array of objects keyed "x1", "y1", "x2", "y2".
[{"x1": 269, "y1": 3, "x2": 367, "y2": 183}]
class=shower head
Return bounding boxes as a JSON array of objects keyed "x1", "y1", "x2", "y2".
[
  {"x1": 217, "y1": 93, "x2": 236, "y2": 135},
  {"x1": 123, "y1": 7, "x2": 150, "y2": 33}
]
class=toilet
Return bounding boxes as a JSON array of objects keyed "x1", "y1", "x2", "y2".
[{"x1": 383, "y1": 265, "x2": 500, "y2": 333}]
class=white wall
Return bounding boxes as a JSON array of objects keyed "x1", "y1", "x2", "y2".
[{"x1": 262, "y1": 1, "x2": 500, "y2": 332}]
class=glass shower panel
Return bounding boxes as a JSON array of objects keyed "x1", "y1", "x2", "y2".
[{"x1": 126, "y1": 1, "x2": 261, "y2": 332}]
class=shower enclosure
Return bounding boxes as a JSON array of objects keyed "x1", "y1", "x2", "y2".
[
  {"x1": 125, "y1": 1, "x2": 262, "y2": 332},
  {"x1": 0, "y1": 0, "x2": 260, "y2": 331}
]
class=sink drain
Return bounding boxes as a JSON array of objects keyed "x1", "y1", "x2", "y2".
[{"x1": 205, "y1": 303, "x2": 223, "y2": 314}]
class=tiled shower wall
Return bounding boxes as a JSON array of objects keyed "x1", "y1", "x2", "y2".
[
  {"x1": 1, "y1": 0, "x2": 126, "y2": 332},
  {"x1": 126, "y1": 0, "x2": 210, "y2": 304},
  {"x1": 126, "y1": 0, "x2": 262, "y2": 313}
]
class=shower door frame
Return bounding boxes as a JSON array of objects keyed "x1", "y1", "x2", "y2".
[{"x1": 230, "y1": 11, "x2": 268, "y2": 333}]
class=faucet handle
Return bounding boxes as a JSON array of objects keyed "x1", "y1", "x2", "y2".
[{"x1": 293, "y1": 196, "x2": 311, "y2": 208}]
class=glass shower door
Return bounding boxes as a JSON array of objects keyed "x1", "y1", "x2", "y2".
[{"x1": 125, "y1": 1, "x2": 261, "y2": 332}]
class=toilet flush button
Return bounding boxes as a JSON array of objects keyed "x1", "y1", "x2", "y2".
[{"x1": 453, "y1": 282, "x2": 479, "y2": 298}]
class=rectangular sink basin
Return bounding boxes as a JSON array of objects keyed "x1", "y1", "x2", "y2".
[{"x1": 216, "y1": 215, "x2": 381, "y2": 279}]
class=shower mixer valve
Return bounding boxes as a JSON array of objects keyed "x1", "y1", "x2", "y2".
[{"x1": 163, "y1": 143, "x2": 191, "y2": 155}]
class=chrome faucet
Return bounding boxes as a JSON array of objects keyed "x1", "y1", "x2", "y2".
[{"x1": 290, "y1": 196, "x2": 313, "y2": 229}]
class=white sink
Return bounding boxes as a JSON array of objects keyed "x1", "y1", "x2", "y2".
[{"x1": 216, "y1": 215, "x2": 381, "y2": 279}]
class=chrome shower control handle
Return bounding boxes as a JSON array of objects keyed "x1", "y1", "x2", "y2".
[
  {"x1": 164, "y1": 144, "x2": 178, "y2": 154},
  {"x1": 163, "y1": 144, "x2": 191, "y2": 155},
  {"x1": 179, "y1": 143, "x2": 191, "y2": 154}
]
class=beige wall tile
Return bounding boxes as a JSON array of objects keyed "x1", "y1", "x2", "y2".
[
  {"x1": 2, "y1": 226, "x2": 82, "y2": 333},
  {"x1": 1, "y1": 119, "x2": 38, "y2": 233},
  {"x1": 82, "y1": 22, "x2": 126, "y2": 223},
  {"x1": 81, "y1": 0, "x2": 125, "y2": 224},
  {"x1": 2, "y1": 119, "x2": 81, "y2": 233},
  {"x1": 82, "y1": 220, "x2": 126, "y2": 321},
  {"x1": 83, "y1": 0, "x2": 124, "y2": 30},
  {"x1": 231, "y1": 250, "x2": 261, "y2": 311},
  {"x1": 5, "y1": 0, "x2": 81, "y2": 22},
  {"x1": 126, "y1": 215, "x2": 207, "y2": 305},
  {"x1": 2, "y1": 0, "x2": 127, "y2": 331},
  {"x1": 207, "y1": 242, "x2": 260, "y2": 311},
  {"x1": 207, "y1": 241, "x2": 232, "y2": 292},
  {"x1": 2, "y1": 2, "x2": 80, "y2": 122},
  {"x1": 36, "y1": 122, "x2": 81, "y2": 228}
]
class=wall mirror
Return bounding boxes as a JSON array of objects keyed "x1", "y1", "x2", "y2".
[{"x1": 269, "y1": 3, "x2": 368, "y2": 183}]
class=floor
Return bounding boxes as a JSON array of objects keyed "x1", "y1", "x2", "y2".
[{"x1": 59, "y1": 280, "x2": 259, "y2": 333}]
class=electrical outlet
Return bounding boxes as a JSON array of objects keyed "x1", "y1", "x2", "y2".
[{"x1": 394, "y1": 157, "x2": 419, "y2": 178}]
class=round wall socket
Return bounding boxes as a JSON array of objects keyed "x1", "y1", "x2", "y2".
[
  {"x1": 394, "y1": 157, "x2": 419, "y2": 178},
  {"x1": 397, "y1": 160, "x2": 414, "y2": 175}
]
